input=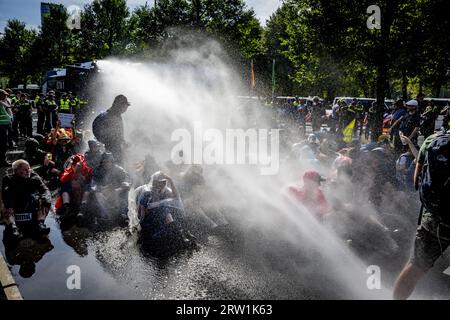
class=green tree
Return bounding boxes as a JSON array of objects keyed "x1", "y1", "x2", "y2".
[
  {"x1": 0, "y1": 19, "x2": 37, "y2": 87},
  {"x1": 35, "y1": 4, "x2": 73, "y2": 70},
  {"x1": 78, "y1": 0, "x2": 131, "y2": 59}
]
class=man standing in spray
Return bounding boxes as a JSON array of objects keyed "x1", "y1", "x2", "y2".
[{"x1": 92, "y1": 94, "x2": 130, "y2": 165}]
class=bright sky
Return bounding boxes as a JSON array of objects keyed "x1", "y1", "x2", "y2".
[{"x1": 0, "y1": 0, "x2": 281, "y2": 32}]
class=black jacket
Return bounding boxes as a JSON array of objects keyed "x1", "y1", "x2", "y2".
[
  {"x1": 1, "y1": 171, "x2": 51, "y2": 211},
  {"x1": 93, "y1": 164, "x2": 130, "y2": 188}
]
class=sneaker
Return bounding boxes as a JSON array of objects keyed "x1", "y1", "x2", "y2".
[{"x1": 37, "y1": 222, "x2": 50, "y2": 235}]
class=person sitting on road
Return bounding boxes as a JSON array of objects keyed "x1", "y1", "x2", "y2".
[
  {"x1": 53, "y1": 133, "x2": 75, "y2": 172},
  {"x1": 137, "y1": 171, "x2": 195, "y2": 245},
  {"x1": 287, "y1": 170, "x2": 330, "y2": 221},
  {"x1": 92, "y1": 152, "x2": 131, "y2": 225},
  {"x1": 1, "y1": 159, "x2": 51, "y2": 238},
  {"x1": 84, "y1": 140, "x2": 102, "y2": 170},
  {"x1": 24, "y1": 138, "x2": 47, "y2": 167},
  {"x1": 55, "y1": 154, "x2": 93, "y2": 219}
]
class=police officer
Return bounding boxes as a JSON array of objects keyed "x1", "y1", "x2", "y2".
[
  {"x1": 421, "y1": 100, "x2": 439, "y2": 138},
  {"x1": 35, "y1": 93, "x2": 46, "y2": 134},
  {"x1": 365, "y1": 101, "x2": 377, "y2": 140},
  {"x1": 59, "y1": 93, "x2": 71, "y2": 114},
  {"x1": 17, "y1": 93, "x2": 33, "y2": 137},
  {"x1": 44, "y1": 91, "x2": 58, "y2": 132}
]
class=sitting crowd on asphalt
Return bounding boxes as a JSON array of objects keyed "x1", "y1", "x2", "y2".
[{"x1": 0, "y1": 89, "x2": 448, "y2": 299}]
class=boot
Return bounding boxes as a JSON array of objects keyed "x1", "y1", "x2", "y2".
[
  {"x1": 76, "y1": 203, "x2": 87, "y2": 219},
  {"x1": 62, "y1": 203, "x2": 71, "y2": 216},
  {"x1": 37, "y1": 220, "x2": 50, "y2": 235}
]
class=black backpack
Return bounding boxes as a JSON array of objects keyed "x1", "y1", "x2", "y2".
[
  {"x1": 419, "y1": 132, "x2": 450, "y2": 218},
  {"x1": 92, "y1": 111, "x2": 108, "y2": 143}
]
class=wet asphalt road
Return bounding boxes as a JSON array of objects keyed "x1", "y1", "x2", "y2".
[{"x1": 1, "y1": 207, "x2": 449, "y2": 300}]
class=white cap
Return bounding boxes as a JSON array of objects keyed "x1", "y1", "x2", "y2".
[{"x1": 406, "y1": 99, "x2": 418, "y2": 106}]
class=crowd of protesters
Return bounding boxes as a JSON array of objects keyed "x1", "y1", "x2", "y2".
[
  {"x1": 0, "y1": 85, "x2": 448, "y2": 298},
  {"x1": 271, "y1": 93, "x2": 449, "y2": 299}
]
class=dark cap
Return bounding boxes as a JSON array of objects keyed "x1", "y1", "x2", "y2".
[{"x1": 113, "y1": 94, "x2": 130, "y2": 106}]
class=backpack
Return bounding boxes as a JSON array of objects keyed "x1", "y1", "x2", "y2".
[
  {"x1": 92, "y1": 111, "x2": 108, "y2": 143},
  {"x1": 419, "y1": 133, "x2": 450, "y2": 218}
]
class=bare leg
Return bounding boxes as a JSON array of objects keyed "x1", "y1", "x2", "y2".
[
  {"x1": 393, "y1": 262, "x2": 426, "y2": 300},
  {"x1": 62, "y1": 192, "x2": 70, "y2": 205}
]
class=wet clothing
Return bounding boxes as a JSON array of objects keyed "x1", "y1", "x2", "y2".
[
  {"x1": 138, "y1": 187, "x2": 185, "y2": 242},
  {"x1": 410, "y1": 132, "x2": 450, "y2": 271},
  {"x1": 84, "y1": 150, "x2": 102, "y2": 170},
  {"x1": 93, "y1": 163, "x2": 130, "y2": 188},
  {"x1": 1, "y1": 171, "x2": 51, "y2": 214},
  {"x1": 288, "y1": 185, "x2": 329, "y2": 220},
  {"x1": 410, "y1": 215, "x2": 450, "y2": 271},
  {"x1": 92, "y1": 110, "x2": 126, "y2": 163},
  {"x1": 395, "y1": 152, "x2": 415, "y2": 191},
  {"x1": 55, "y1": 154, "x2": 93, "y2": 211},
  {"x1": 92, "y1": 163, "x2": 130, "y2": 215}
]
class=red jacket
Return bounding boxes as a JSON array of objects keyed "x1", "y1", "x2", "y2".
[{"x1": 288, "y1": 185, "x2": 329, "y2": 219}]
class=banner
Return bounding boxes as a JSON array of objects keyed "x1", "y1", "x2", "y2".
[
  {"x1": 343, "y1": 118, "x2": 356, "y2": 143},
  {"x1": 58, "y1": 113, "x2": 75, "y2": 128}
]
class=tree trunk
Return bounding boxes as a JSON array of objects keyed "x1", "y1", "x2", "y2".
[
  {"x1": 401, "y1": 69, "x2": 408, "y2": 100},
  {"x1": 371, "y1": 0, "x2": 397, "y2": 142}
]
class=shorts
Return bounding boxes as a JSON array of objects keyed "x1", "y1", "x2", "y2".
[{"x1": 410, "y1": 212, "x2": 450, "y2": 271}]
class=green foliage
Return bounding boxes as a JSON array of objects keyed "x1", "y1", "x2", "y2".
[
  {"x1": 0, "y1": 19, "x2": 37, "y2": 87},
  {"x1": 77, "y1": 0, "x2": 130, "y2": 59},
  {"x1": 1, "y1": 0, "x2": 448, "y2": 101},
  {"x1": 36, "y1": 4, "x2": 72, "y2": 69}
]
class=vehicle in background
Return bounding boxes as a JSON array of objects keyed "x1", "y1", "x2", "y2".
[
  {"x1": 11, "y1": 84, "x2": 41, "y2": 97},
  {"x1": 41, "y1": 61, "x2": 98, "y2": 97}
]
